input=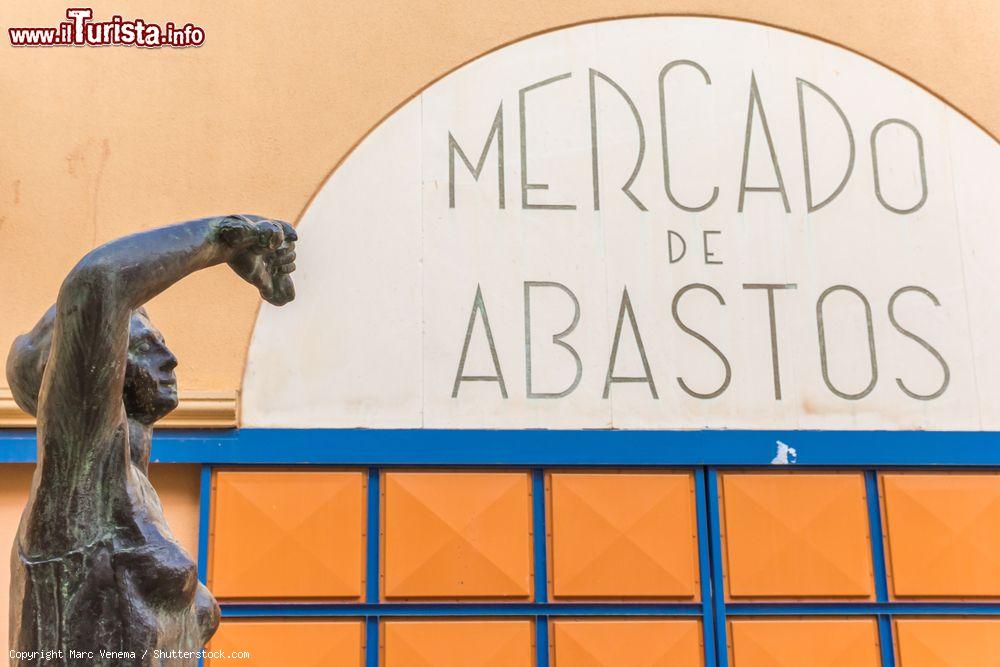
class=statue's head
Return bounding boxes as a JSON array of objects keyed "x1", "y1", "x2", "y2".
[
  {"x1": 7, "y1": 306, "x2": 179, "y2": 425},
  {"x1": 123, "y1": 309, "x2": 179, "y2": 424}
]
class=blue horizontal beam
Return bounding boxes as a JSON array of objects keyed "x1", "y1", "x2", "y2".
[
  {"x1": 220, "y1": 602, "x2": 703, "y2": 618},
  {"x1": 726, "y1": 602, "x2": 1000, "y2": 616},
  {"x1": 2, "y1": 428, "x2": 1000, "y2": 466},
  {"x1": 218, "y1": 600, "x2": 1000, "y2": 619}
]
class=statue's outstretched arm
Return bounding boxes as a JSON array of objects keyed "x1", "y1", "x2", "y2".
[{"x1": 37, "y1": 215, "x2": 295, "y2": 462}]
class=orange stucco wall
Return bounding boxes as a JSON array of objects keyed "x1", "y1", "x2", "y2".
[{"x1": 1, "y1": 0, "x2": 998, "y2": 398}]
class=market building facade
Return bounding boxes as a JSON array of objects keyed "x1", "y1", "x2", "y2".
[{"x1": 3, "y1": 4, "x2": 1000, "y2": 666}]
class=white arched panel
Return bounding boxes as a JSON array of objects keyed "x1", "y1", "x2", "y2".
[{"x1": 243, "y1": 17, "x2": 1000, "y2": 430}]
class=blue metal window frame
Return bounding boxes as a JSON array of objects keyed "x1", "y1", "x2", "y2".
[
  {"x1": 7, "y1": 428, "x2": 1000, "y2": 467},
  {"x1": 6, "y1": 427, "x2": 1000, "y2": 666}
]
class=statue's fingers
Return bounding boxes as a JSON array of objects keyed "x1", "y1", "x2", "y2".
[
  {"x1": 276, "y1": 262, "x2": 296, "y2": 274},
  {"x1": 258, "y1": 280, "x2": 275, "y2": 301},
  {"x1": 219, "y1": 215, "x2": 259, "y2": 248},
  {"x1": 264, "y1": 286, "x2": 294, "y2": 306},
  {"x1": 264, "y1": 221, "x2": 285, "y2": 250},
  {"x1": 275, "y1": 281, "x2": 296, "y2": 305},
  {"x1": 251, "y1": 220, "x2": 282, "y2": 252},
  {"x1": 277, "y1": 221, "x2": 298, "y2": 242}
]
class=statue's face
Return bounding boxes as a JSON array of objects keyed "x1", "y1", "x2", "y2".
[{"x1": 123, "y1": 311, "x2": 178, "y2": 424}]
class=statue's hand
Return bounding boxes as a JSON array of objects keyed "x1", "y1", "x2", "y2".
[{"x1": 218, "y1": 215, "x2": 298, "y2": 306}]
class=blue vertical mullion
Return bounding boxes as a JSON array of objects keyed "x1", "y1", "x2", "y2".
[
  {"x1": 865, "y1": 471, "x2": 891, "y2": 602},
  {"x1": 366, "y1": 616, "x2": 379, "y2": 667},
  {"x1": 865, "y1": 470, "x2": 896, "y2": 667},
  {"x1": 366, "y1": 466, "x2": 381, "y2": 667},
  {"x1": 367, "y1": 466, "x2": 381, "y2": 603},
  {"x1": 531, "y1": 468, "x2": 549, "y2": 604},
  {"x1": 706, "y1": 468, "x2": 728, "y2": 667},
  {"x1": 197, "y1": 464, "x2": 212, "y2": 584},
  {"x1": 531, "y1": 469, "x2": 550, "y2": 667},
  {"x1": 197, "y1": 464, "x2": 212, "y2": 667},
  {"x1": 536, "y1": 614, "x2": 550, "y2": 667},
  {"x1": 695, "y1": 468, "x2": 718, "y2": 667},
  {"x1": 877, "y1": 616, "x2": 896, "y2": 667}
]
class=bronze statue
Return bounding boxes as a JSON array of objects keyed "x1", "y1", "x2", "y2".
[{"x1": 6, "y1": 215, "x2": 297, "y2": 665}]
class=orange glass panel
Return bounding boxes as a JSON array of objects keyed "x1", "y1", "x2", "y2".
[
  {"x1": 383, "y1": 472, "x2": 532, "y2": 599},
  {"x1": 729, "y1": 619, "x2": 881, "y2": 667},
  {"x1": 552, "y1": 619, "x2": 703, "y2": 666},
  {"x1": 382, "y1": 620, "x2": 533, "y2": 667},
  {"x1": 721, "y1": 473, "x2": 874, "y2": 598},
  {"x1": 207, "y1": 619, "x2": 363, "y2": 667},
  {"x1": 883, "y1": 473, "x2": 1000, "y2": 597},
  {"x1": 209, "y1": 470, "x2": 365, "y2": 599},
  {"x1": 896, "y1": 619, "x2": 1000, "y2": 666},
  {"x1": 550, "y1": 472, "x2": 698, "y2": 599}
]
